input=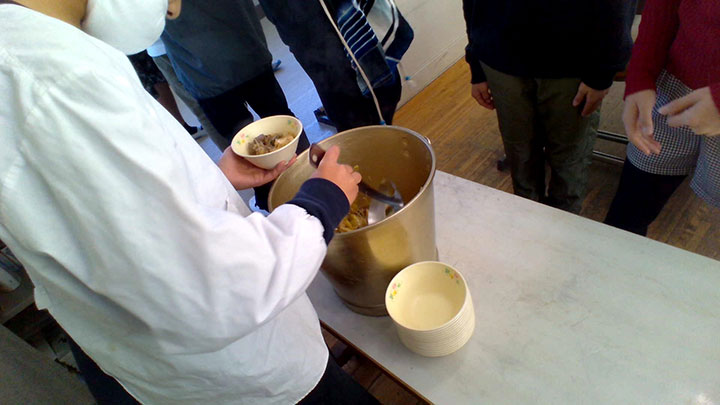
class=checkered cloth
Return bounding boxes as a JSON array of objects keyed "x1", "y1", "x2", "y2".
[{"x1": 627, "y1": 70, "x2": 720, "y2": 207}]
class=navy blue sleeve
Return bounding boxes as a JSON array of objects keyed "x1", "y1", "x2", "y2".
[
  {"x1": 463, "y1": 0, "x2": 487, "y2": 84},
  {"x1": 582, "y1": 0, "x2": 637, "y2": 90},
  {"x1": 287, "y1": 178, "x2": 350, "y2": 245}
]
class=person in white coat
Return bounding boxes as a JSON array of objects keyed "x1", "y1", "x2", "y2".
[{"x1": 0, "y1": 0, "x2": 378, "y2": 403}]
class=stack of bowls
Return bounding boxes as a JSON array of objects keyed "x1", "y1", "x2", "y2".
[{"x1": 385, "y1": 261, "x2": 475, "y2": 357}]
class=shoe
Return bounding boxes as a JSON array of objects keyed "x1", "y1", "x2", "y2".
[
  {"x1": 183, "y1": 124, "x2": 198, "y2": 135},
  {"x1": 272, "y1": 59, "x2": 282, "y2": 72},
  {"x1": 313, "y1": 107, "x2": 335, "y2": 128}
]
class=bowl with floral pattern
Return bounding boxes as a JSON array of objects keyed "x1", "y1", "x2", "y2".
[
  {"x1": 231, "y1": 115, "x2": 302, "y2": 170},
  {"x1": 385, "y1": 261, "x2": 474, "y2": 357}
]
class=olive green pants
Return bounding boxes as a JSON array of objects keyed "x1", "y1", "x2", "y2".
[{"x1": 482, "y1": 63, "x2": 599, "y2": 213}]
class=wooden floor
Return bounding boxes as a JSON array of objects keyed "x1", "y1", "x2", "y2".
[
  {"x1": 322, "y1": 59, "x2": 720, "y2": 404},
  {"x1": 394, "y1": 60, "x2": 720, "y2": 260}
]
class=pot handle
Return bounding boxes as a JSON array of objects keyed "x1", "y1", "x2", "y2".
[{"x1": 309, "y1": 143, "x2": 326, "y2": 168}]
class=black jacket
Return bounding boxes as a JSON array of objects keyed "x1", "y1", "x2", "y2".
[{"x1": 463, "y1": 0, "x2": 637, "y2": 90}]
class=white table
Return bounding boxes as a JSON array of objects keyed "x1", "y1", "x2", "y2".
[{"x1": 308, "y1": 171, "x2": 720, "y2": 404}]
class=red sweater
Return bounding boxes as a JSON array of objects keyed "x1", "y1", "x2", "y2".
[{"x1": 625, "y1": 0, "x2": 720, "y2": 108}]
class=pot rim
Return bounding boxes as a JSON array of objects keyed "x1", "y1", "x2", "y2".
[{"x1": 269, "y1": 125, "x2": 436, "y2": 235}]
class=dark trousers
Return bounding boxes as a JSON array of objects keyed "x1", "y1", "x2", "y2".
[
  {"x1": 70, "y1": 338, "x2": 376, "y2": 405},
  {"x1": 482, "y1": 63, "x2": 599, "y2": 214},
  {"x1": 69, "y1": 339, "x2": 140, "y2": 405},
  {"x1": 198, "y1": 67, "x2": 310, "y2": 211},
  {"x1": 299, "y1": 355, "x2": 379, "y2": 405},
  {"x1": 604, "y1": 159, "x2": 686, "y2": 236},
  {"x1": 260, "y1": 0, "x2": 403, "y2": 131}
]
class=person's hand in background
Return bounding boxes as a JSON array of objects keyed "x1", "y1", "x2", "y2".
[
  {"x1": 623, "y1": 89, "x2": 660, "y2": 155},
  {"x1": 311, "y1": 145, "x2": 361, "y2": 204},
  {"x1": 218, "y1": 147, "x2": 296, "y2": 190},
  {"x1": 471, "y1": 82, "x2": 495, "y2": 110},
  {"x1": 572, "y1": 82, "x2": 609, "y2": 117},
  {"x1": 659, "y1": 86, "x2": 720, "y2": 136}
]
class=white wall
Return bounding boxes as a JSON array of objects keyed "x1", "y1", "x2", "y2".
[{"x1": 395, "y1": 0, "x2": 467, "y2": 106}]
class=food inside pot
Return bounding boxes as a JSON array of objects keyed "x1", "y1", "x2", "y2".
[
  {"x1": 333, "y1": 162, "x2": 400, "y2": 233},
  {"x1": 249, "y1": 133, "x2": 295, "y2": 155},
  {"x1": 337, "y1": 194, "x2": 371, "y2": 233}
]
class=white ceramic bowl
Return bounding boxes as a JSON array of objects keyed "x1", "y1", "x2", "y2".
[
  {"x1": 231, "y1": 115, "x2": 302, "y2": 169},
  {"x1": 385, "y1": 261, "x2": 475, "y2": 357}
]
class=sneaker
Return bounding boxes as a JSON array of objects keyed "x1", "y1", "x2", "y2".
[{"x1": 313, "y1": 107, "x2": 335, "y2": 127}]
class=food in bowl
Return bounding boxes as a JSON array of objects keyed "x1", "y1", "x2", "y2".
[
  {"x1": 249, "y1": 132, "x2": 295, "y2": 155},
  {"x1": 231, "y1": 116, "x2": 302, "y2": 170}
]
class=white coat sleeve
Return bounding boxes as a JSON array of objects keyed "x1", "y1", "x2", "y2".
[{"x1": 17, "y1": 68, "x2": 333, "y2": 353}]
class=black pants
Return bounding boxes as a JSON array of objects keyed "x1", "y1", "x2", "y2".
[
  {"x1": 69, "y1": 339, "x2": 140, "y2": 405},
  {"x1": 70, "y1": 339, "x2": 376, "y2": 405},
  {"x1": 198, "y1": 66, "x2": 310, "y2": 211},
  {"x1": 299, "y1": 355, "x2": 379, "y2": 405},
  {"x1": 260, "y1": 0, "x2": 403, "y2": 131},
  {"x1": 604, "y1": 159, "x2": 686, "y2": 236}
]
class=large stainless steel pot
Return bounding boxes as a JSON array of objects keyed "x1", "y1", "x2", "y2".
[{"x1": 269, "y1": 126, "x2": 437, "y2": 316}]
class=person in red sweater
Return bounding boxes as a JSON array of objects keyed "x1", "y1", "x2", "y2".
[{"x1": 604, "y1": 0, "x2": 720, "y2": 236}]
